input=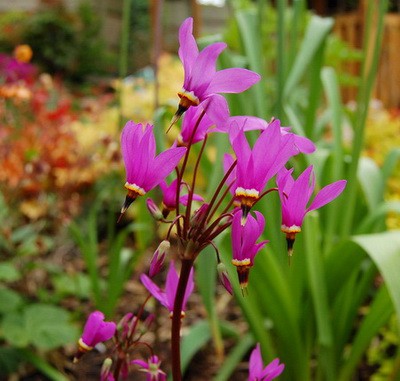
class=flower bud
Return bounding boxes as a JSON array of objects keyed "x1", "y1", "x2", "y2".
[
  {"x1": 217, "y1": 262, "x2": 233, "y2": 295},
  {"x1": 149, "y1": 240, "x2": 170, "y2": 277},
  {"x1": 100, "y1": 358, "x2": 113, "y2": 381},
  {"x1": 146, "y1": 198, "x2": 163, "y2": 221}
]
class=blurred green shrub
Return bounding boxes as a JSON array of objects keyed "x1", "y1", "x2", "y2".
[{"x1": 0, "y1": 2, "x2": 114, "y2": 82}]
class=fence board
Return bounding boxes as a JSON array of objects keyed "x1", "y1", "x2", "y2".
[{"x1": 334, "y1": 12, "x2": 400, "y2": 108}]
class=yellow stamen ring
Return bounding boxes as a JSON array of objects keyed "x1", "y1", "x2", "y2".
[
  {"x1": 281, "y1": 224, "x2": 301, "y2": 234},
  {"x1": 235, "y1": 187, "x2": 259, "y2": 208},
  {"x1": 232, "y1": 258, "x2": 251, "y2": 267},
  {"x1": 78, "y1": 337, "x2": 93, "y2": 352},
  {"x1": 124, "y1": 182, "x2": 146, "y2": 196},
  {"x1": 178, "y1": 89, "x2": 200, "y2": 108}
]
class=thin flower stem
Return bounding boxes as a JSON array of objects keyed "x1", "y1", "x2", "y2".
[
  {"x1": 171, "y1": 259, "x2": 194, "y2": 381},
  {"x1": 174, "y1": 110, "x2": 207, "y2": 233},
  {"x1": 206, "y1": 180, "x2": 235, "y2": 224},
  {"x1": 199, "y1": 160, "x2": 237, "y2": 232},
  {"x1": 184, "y1": 134, "x2": 208, "y2": 236},
  {"x1": 198, "y1": 213, "x2": 233, "y2": 243}
]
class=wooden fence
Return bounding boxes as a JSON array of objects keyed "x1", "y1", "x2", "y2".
[{"x1": 334, "y1": 12, "x2": 400, "y2": 108}]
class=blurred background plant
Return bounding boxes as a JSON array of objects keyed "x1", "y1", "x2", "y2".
[{"x1": 1, "y1": 0, "x2": 400, "y2": 379}]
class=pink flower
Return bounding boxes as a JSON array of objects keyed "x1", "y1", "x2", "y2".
[
  {"x1": 119, "y1": 122, "x2": 186, "y2": 219},
  {"x1": 132, "y1": 355, "x2": 166, "y2": 381},
  {"x1": 230, "y1": 121, "x2": 295, "y2": 221},
  {"x1": 231, "y1": 210, "x2": 268, "y2": 290},
  {"x1": 225, "y1": 116, "x2": 316, "y2": 155},
  {"x1": 177, "y1": 105, "x2": 216, "y2": 146},
  {"x1": 0, "y1": 53, "x2": 36, "y2": 83},
  {"x1": 277, "y1": 165, "x2": 346, "y2": 255},
  {"x1": 78, "y1": 311, "x2": 116, "y2": 352},
  {"x1": 172, "y1": 17, "x2": 260, "y2": 125},
  {"x1": 249, "y1": 344, "x2": 284, "y2": 381},
  {"x1": 159, "y1": 179, "x2": 203, "y2": 218},
  {"x1": 140, "y1": 261, "x2": 194, "y2": 316}
]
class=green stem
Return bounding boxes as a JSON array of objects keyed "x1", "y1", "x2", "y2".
[
  {"x1": 19, "y1": 349, "x2": 68, "y2": 381},
  {"x1": 171, "y1": 259, "x2": 194, "y2": 381}
]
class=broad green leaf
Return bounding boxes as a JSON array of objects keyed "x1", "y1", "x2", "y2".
[
  {"x1": 2, "y1": 312, "x2": 29, "y2": 347},
  {"x1": 181, "y1": 320, "x2": 212, "y2": 377},
  {"x1": 0, "y1": 287, "x2": 23, "y2": 313},
  {"x1": 0, "y1": 262, "x2": 21, "y2": 282},
  {"x1": 353, "y1": 231, "x2": 400, "y2": 332}
]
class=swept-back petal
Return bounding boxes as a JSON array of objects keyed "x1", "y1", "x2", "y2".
[
  {"x1": 207, "y1": 68, "x2": 260, "y2": 94},
  {"x1": 92, "y1": 320, "x2": 116, "y2": 345},
  {"x1": 121, "y1": 121, "x2": 143, "y2": 177},
  {"x1": 188, "y1": 42, "x2": 226, "y2": 98},
  {"x1": 128, "y1": 124, "x2": 153, "y2": 185},
  {"x1": 140, "y1": 274, "x2": 169, "y2": 309},
  {"x1": 231, "y1": 211, "x2": 243, "y2": 260},
  {"x1": 307, "y1": 180, "x2": 347, "y2": 212},
  {"x1": 144, "y1": 147, "x2": 186, "y2": 191},
  {"x1": 201, "y1": 94, "x2": 230, "y2": 127},
  {"x1": 249, "y1": 344, "x2": 264, "y2": 379},
  {"x1": 178, "y1": 18, "x2": 199, "y2": 85},
  {"x1": 182, "y1": 266, "x2": 194, "y2": 310},
  {"x1": 285, "y1": 166, "x2": 314, "y2": 226},
  {"x1": 165, "y1": 262, "x2": 179, "y2": 311},
  {"x1": 81, "y1": 311, "x2": 104, "y2": 346}
]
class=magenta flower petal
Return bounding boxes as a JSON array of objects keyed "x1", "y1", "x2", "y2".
[
  {"x1": 121, "y1": 122, "x2": 186, "y2": 195},
  {"x1": 178, "y1": 18, "x2": 199, "y2": 84},
  {"x1": 140, "y1": 274, "x2": 169, "y2": 309},
  {"x1": 277, "y1": 165, "x2": 346, "y2": 245},
  {"x1": 188, "y1": 42, "x2": 227, "y2": 98},
  {"x1": 132, "y1": 355, "x2": 167, "y2": 381},
  {"x1": 144, "y1": 147, "x2": 187, "y2": 191},
  {"x1": 248, "y1": 344, "x2": 285, "y2": 381},
  {"x1": 207, "y1": 68, "x2": 261, "y2": 94},
  {"x1": 80, "y1": 311, "x2": 116, "y2": 349},
  {"x1": 308, "y1": 179, "x2": 347, "y2": 212},
  {"x1": 202, "y1": 94, "x2": 230, "y2": 126},
  {"x1": 179, "y1": 105, "x2": 215, "y2": 145},
  {"x1": 231, "y1": 211, "x2": 268, "y2": 289}
]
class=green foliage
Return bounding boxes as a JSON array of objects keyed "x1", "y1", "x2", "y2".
[
  {"x1": 69, "y1": 195, "x2": 150, "y2": 317},
  {"x1": 189, "y1": 0, "x2": 400, "y2": 380},
  {"x1": 0, "y1": 3, "x2": 113, "y2": 81}
]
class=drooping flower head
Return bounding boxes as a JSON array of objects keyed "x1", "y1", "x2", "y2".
[
  {"x1": 170, "y1": 17, "x2": 260, "y2": 127},
  {"x1": 277, "y1": 165, "x2": 347, "y2": 255},
  {"x1": 75, "y1": 311, "x2": 116, "y2": 361},
  {"x1": 248, "y1": 344, "x2": 285, "y2": 381},
  {"x1": 119, "y1": 122, "x2": 186, "y2": 221},
  {"x1": 132, "y1": 355, "x2": 167, "y2": 381},
  {"x1": 231, "y1": 210, "x2": 268, "y2": 290},
  {"x1": 140, "y1": 261, "x2": 194, "y2": 317},
  {"x1": 231, "y1": 120, "x2": 296, "y2": 223},
  {"x1": 177, "y1": 105, "x2": 216, "y2": 146},
  {"x1": 159, "y1": 179, "x2": 203, "y2": 218}
]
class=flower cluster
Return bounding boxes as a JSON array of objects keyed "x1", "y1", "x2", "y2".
[
  {"x1": 118, "y1": 18, "x2": 346, "y2": 289},
  {"x1": 78, "y1": 16, "x2": 346, "y2": 380}
]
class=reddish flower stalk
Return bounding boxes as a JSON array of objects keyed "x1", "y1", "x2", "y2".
[{"x1": 171, "y1": 259, "x2": 194, "y2": 381}]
